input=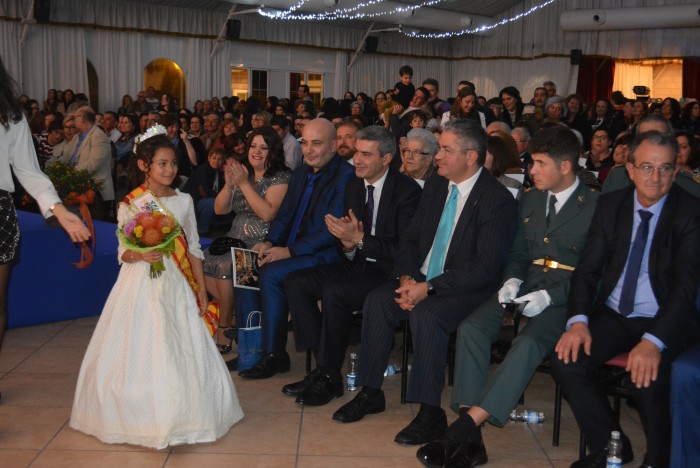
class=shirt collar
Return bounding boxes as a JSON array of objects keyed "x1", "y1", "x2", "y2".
[
  {"x1": 449, "y1": 167, "x2": 482, "y2": 198},
  {"x1": 548, "y1": 177, "x2": 580, "y2": 208},
  {"x1": 365, "y1": 167, "x2": 389, "y2": 192}
]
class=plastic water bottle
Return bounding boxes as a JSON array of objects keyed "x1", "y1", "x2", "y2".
[
  {"x1": 384, "y1": 364, "x2": 402, "y2": 377},
  {"x1": 346, "y1": 352, "x2": 358, "y2": 391},
  {"x1": 606, "y1": 431, "x2": 622, "y2": 468},
  {"x1": 509, "y1": 409, "x2": 545, "y2": 423}
]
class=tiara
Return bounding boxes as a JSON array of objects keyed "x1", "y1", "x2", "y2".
[{"x1": 133, "y1": 124, "x2": 167, "y2": 154}]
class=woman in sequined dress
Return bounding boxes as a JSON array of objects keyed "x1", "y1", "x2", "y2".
[{"x1": 203, "y1": 126, "x2": 290, "y2": 354}]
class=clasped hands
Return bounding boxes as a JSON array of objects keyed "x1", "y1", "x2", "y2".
[
  {"x1": 497, "y1": 278, "x2": 550, "y2": 318},
  {"x1": 395, "y1": 276, "x2": 429, "y2": 311},
  {"x1": 554, "y1": 322, "x2": 661, "y2": 389},
  {"x1": 325, "y1": 209, "x2": 363, "y2": 250},
  {"x1": 252, "y1": 241, "x2": 290, "y2": 266}
]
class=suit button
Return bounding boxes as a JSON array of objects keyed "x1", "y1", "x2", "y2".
[{"x1": 543, "y1": 237, "x2": 550, "y2": 244}]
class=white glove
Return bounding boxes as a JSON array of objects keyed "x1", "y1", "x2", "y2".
[
  {"x1": 514, "y1": 290, "x2": 552, "y2": 318},
  {"x1": 498, "y1": 278, "x2": 523, "y2": 304}
]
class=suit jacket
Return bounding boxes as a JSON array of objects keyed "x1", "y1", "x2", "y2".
[
  {"x1": 343, "y1": 168, "x2": 422, "y2": 276},
  {"x1": 266, "y1": 154, "x2": 355, "y2": 264},
  {"x1": 567, "y1": 184, "x2": 700, "y2": 345},
  {"x1": 502, "y1": 179, "x2": 599, "y2": 307},
  {"x1": 392, "y1": 169, "x2": 518, "y2": 296},
  {"x1": 59, "y1": 125, "x2": 114, "y2": 201}
]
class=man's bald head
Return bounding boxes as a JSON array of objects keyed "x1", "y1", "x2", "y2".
[{"x1": 301, "y1": 118, "x2": 338, "y2": 172}]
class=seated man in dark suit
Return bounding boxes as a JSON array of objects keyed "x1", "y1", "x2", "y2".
[
  {"x1": 417, "y1": 126, "x2": 600, "y2": 467},
  {"x1": 281, "y1": 126, "x2": 422, "y2": 406},
  {"x1": 237, "y1": 119, "x2": 356, "y2": 379},
  {"x1": 552, "y1": 131, "x2": 700, "y2": 468},
  {"x1": 332, "y1": 119, "x2": 518, "y2": 446}
]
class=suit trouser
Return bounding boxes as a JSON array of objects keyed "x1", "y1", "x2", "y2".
[
  {"x1": 450, "y1": 295, "x2": 567, "y2": 426},
  {"x1": 671, "y1": 342, "x2": 700, "y2": 468},
  {"x1": 258, "y1": 255, "x2": 325, "y2": 354},
  {"x1": 550, "y1": 308, "x2": 683, "y2": 467},
  {"x1": 284, "y1": 262, "x2": 388, "y2": 371},
  {"x1": 356, "y1": 280, "x2": 486, "y2": 407}
]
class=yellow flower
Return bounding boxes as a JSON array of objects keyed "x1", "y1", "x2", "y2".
[
  {"x1": 161, "y1": 227, "x2": 171, "y2": 234},
  {"x1": 134, "y1": 226, "x2": 144, "y2": 238}
]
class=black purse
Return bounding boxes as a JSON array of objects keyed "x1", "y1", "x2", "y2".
[{"x1": 208, "y1": 237, "x2": 246, "y2": 256}]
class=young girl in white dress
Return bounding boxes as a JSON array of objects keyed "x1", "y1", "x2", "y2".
[{"x1": 70, "y1": 128, "x2": 243, "y2": 449}]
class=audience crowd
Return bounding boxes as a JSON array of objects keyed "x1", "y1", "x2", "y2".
[{"x1": 11, "y1": 63, "x2": 700, "y2": 468}]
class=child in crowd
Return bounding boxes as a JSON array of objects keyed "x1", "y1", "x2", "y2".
[
  {"x1": 407, "y1": 109, "x2": 429, "y2": 129},
  {"x1": 70, "y1": 127, "x2": 242, "y2": 449},
  {"x1": 380, "y1": 65, "x2": 415, "y2": 127},
  {"x1": 184, "y1": 145, "x2": 226, "y2": 234}
]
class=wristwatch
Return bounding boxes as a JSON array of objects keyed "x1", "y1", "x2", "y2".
[
  {"x1": 426, "y1": 281, "x2": 436, "y2": 296},
  {"x1": 356, "y1": 237, "x2": 364, "y2": 250},
  {"x1": 49, "y1": 202, "x2": 62, "y2": 214}
]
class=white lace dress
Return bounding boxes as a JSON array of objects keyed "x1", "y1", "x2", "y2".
[{"x1": 70, "y1": 190, "x2": 243, "y2": 449}]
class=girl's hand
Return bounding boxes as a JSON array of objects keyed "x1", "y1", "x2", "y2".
[
  {"x1": 197, "y1": 289, "x2": 209, "y2": 316},
  {"x1": 141, "y1": 250, "x2": 164, "y2": 264}
]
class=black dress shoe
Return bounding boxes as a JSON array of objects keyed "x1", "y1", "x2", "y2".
[
  {"x1": 570, "y1": 435, "x2": 633, "y2": 468},
  {"x1": 395, "y1": 406, "x2": 447, "y2": 445},
  {"x1": 332, "y1": 388, "x2": 385, "y2": 423},
  {"x1": 445, "y1": 439, "x2": 488, "y2": 468},
  {"x1": 282, "y1": 368, "x2": 322, "y2": 396},
  {"x1": 238, "y1": 352, "x2": 291, "y2": 379},
  {"x1": 296, "y1": 372, "x2": 343, "y2": 406},
  {"x1": 223, "y1": 327, "x2": 237, "y2": 342},
  {"x1": 225, "y1": 357, "x2": 238, "y2": 371}
]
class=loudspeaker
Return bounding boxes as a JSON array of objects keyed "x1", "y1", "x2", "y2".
[
  {"x1": 570, "y1": 49, "x2": 582, "y2": 65},
  {"x1": 226, "y1": 19, "x2": 241, "y2": 40},
  {"x1": 34, "y1": 0, "x2": 51, "y2": 23},
  {"x1": 365, "y1": 36, "x2": 379, "y2": 53}
]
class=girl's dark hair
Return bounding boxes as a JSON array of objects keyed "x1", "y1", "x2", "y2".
[
  {"x1": 663, "y1": 97, "x2": 682, "y2": 121},
  {"x1": 450, "y1": 87, "x2": 480, "y2": 122},
  {"x1": 120, "y1": 113, "x2": 140, "y2": 138},
  {"x1": 127, "y1": 134, "x2": 176, "y2": 188},
  {"x1": 487, "y1": 133, "x2": 521, "y2": 178},
  {"x1": 681, "y1": 100, "x2": 699, "y2": 123},
  {"x1": 676, "y1": 130, "x2": 700, "y2": 169},
  {"x1": 0, "y1": 56, "x2": 23, "y2": 129},
  {"x1": 244, "y1": 126, "x2": 289, "y2": 178}
]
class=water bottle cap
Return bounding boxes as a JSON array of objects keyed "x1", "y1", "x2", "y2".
[
  {"x1": 350, "y1": 352, "x2": 357, "y2": 358},
  {"x1": 611, "y1": 431, "x2": 620, "y2": 438}
]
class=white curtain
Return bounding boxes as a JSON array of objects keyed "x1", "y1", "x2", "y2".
[
  {"x1": 452, "y1": 57, "x2": 573, "y2": 101},
  {"x1": 612, "y1": 63, "x2": 654, "y2": 99}
]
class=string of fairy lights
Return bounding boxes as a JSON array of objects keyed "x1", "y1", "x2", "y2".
[{"x1": 256, "y1": 0, "x2": 558, "y2": 38}]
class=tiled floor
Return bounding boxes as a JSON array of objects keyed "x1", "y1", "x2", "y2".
[{"x1": 0, "y1": 318, "x2": 645, "y2": 467}]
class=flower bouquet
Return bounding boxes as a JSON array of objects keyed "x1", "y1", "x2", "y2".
[{"x1": 118, "y1": 201, "x2": 182, "y2": 278}]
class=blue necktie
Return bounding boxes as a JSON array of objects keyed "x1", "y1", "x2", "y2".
[
  {"x1": 364, "y1": 185, "x2": 374, "y2": 236},
  {"x1": 426, "y1": 185, "x2": 459, "y2": 280},
  {"x1": 618, "y1": 210, "x2": 652, "y2": 316},
  {"x1": 286, "y1": 172, "x2": 322, "y2": 245}
]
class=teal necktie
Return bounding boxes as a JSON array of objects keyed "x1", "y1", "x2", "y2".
[{"x1": 427, "y1": 185, "x2": 459, "y2": 280}]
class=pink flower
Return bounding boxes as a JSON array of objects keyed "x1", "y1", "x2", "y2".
[{"x1": 123, "y1": 218, "x2": 137, "y2": 237}]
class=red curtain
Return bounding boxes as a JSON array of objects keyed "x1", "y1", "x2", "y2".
[
  {"x1": 576, "y1": 57, "x2": 615, "y2": 104},
  {"x1": 682, "y1": 58, "x2": 700, "y2": 99}
]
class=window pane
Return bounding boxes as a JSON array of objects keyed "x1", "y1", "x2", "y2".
[
  {"x1": 252, "y1": 70, "x2": 268, "y2": 102},
  {"x1": 231, "y1": 69, "x2": 249, "y2": 101},
  {"x1": 289, "y1": 73, "x2": 304, "y2": 102},
  {"x1": 308, "y1": 73, "x2": 323, "y2": 110},
  {"x1": 144, "y1": 58, "x2": 185, "y2": 110}
]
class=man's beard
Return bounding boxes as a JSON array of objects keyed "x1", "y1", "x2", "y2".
[{"x1": 338, "y1": 146, "x2": 355, "y2": 160}]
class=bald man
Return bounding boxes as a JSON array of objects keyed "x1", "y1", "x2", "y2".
[{"x1": 238, "y1": 119, "x2": 356, "y2": 379}]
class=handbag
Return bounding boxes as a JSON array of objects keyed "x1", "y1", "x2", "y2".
[
  {"x1": 209, "y1": 237, "x2": 246, "y2": 256},
  {"x1": 237, "y1": 310, "x2": 263, "y2": 371}
]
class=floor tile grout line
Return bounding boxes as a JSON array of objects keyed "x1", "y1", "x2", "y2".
[
  {"x1": 2, "y1": 319, "x2": 77, "y2": 374},
  {"x1": 295, "y1": 405, "x2": 305, "y2": 468},
  {"x1": 526, "y1": 421, "x2": 557, "y2": 467}
]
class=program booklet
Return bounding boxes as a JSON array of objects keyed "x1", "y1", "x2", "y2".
[{"x1": 232, "y1": 247, "x2": 260, "y2": 290}]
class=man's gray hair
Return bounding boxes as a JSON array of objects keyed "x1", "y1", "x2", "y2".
[
  {"x1": 356, "y1": 125, "x2": 396, "y2": 156},
  {"x1": 511, "y1": 126, "x2": 530, "y2": 141},
  {"x1": 637, "y1": 113, "x2": 675, "y2": 136},
  {"x1": 406, "y1": 128, "x2": 439, "y2": 157},
  {"x1": 628, "y1": 130, "x2": 679, "y2": 164},
  {"x1": 77, "y1": 106, "x2": 96, "y2": 124},
  {"x1": 442, "y1": 118, "x2": 487, "y2": 166},
  {"x1": 545, "y1": 96, "x2": 566, "y2": 116}
]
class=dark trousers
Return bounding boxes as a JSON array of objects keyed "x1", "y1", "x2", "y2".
[
  {"x1": 671, "y1": 341, "x2": 700, "y2": 468},
  {"x1": 357, "y1": 280, "x2": 487, "y2": 407},
  {"x1": 284, "y1": 261, "x2": 388, "y2": 372},
  {"x1": 258, "y1": 255, "x2": 326, "y2": 354},
  {"x1": 551, "y1": 309, "x2": 686, "y2": 467}
]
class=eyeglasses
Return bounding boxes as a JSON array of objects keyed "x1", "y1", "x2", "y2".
[
  {"x1": 439, "y1": 147, "x2": 474, "y2": 156},
  {"x1": 401, "y1": 148, "x2": 430, "y2": 158},
  {"x1": 632, "y1": 164, "x2": 675, "y2": 176},
  {"x1": 63, "y1": 125, "x2": 76, "y2": 130},
  {"x1": 74, "y1": 114, "x2": 85, "y2": 120},
  {"x1": 592, "y1": 135, "x2": 609, "y2": 141}
]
